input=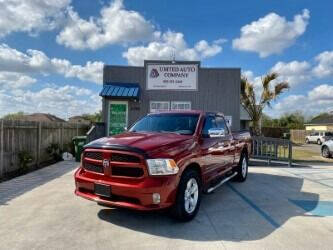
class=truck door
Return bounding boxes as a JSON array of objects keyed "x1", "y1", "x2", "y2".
[
  {"x1": 200, "y1": 115, "x2": 224, "y2": 183},
  {"x1": 214, "y1": 115, "x2": 235, "y2": 171}
]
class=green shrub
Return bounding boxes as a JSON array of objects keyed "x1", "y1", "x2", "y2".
[
  {"x1": 46, "y1": 143, "x2": 63, "y2": 161},
  {"x1": 18, "y1": 151, "x2": 33, "y2": 171}
]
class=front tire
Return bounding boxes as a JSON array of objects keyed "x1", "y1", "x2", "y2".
[
  {"x1": 171, "y1": 169, "x2": 201, "y2": 221},
  {"x1": 234, "y1": 152, "x2": 248, "y2": 182},
  {"x1": 322, "y1": 146, "x2": 331, "y2": 158},
  {"x1": 317, "y1": 139, "x2": 322, "y2": 145}
]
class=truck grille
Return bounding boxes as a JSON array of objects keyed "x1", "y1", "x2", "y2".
[
  {"x1": 111, "y1": 153, "x2": 141, "y2": 163},
  {"x1": 85, "y1": 152, "x2": 103, "y2": 160},
  {"x1": 112, "y1": 166, "x2": 144, "y2": 178},
  {"x1": 83, "y1": 163, "x2": 104, "y2": 173},
  {"x1": 83, "y1": 149, "x2": 145, "y2": 177}
]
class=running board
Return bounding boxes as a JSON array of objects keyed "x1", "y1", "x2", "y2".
[{"x1": 207, "y1": 172, "x2": 238, "y2": 193}]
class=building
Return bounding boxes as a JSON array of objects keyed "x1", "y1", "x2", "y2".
[
  {"x1": 100, "y1": 60, "x2": 250, "y2": 136},
  {"x1": 305, "y1": 114, "x2": 333, "y2": 131},
  {"x1": 68, "y1": 116, "x2": 91, "y2": 124},
  {"x1": 21, "y1": 113, "x2": 65, "y2": 123}
]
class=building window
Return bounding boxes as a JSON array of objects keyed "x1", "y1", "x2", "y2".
[
  {"x1": 150, "y1": 101, "x2": 170, "y2": 113},
  {"x1": 171, "y1": 101, "x2": 191, "y2": 111}
]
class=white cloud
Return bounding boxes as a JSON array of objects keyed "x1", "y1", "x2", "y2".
[
  {"x1": 270, "y1": 60, "x2": 312, "y2": 86},
  {"x1": 0, "y1": 44, "x2": 103, "y2": 84},
  {"x1": 271, "y1": 84, "x2": 333, "y2": 117},
  {"x1": 0, "y1": 85, "x2": 100, "y2": 119},
  {"x1": 313, "y1": 51, "x2": 333, "y2": 78},
  {"x1": 233, "y1": 9, "x2": 310, "y2": 57},
  {"x1": 0, "y1": 72, "x2": 36, "y2": 89},
  {"x1": 308, "y1": 84, "x2": 333, "y2": 101},
  {"x1": 0, "y1": 0, "x2": 70, "y2": 37},
  {"x1": 56, "y1": 0, "x2": 154, "y2": 50},
  {"x1": 123, "y1": 31, "x2": 223, "y2": 66}
]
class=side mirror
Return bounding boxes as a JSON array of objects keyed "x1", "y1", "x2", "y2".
[{"x1": 208, "y1": 128, "x2": 225, "y2": 137}]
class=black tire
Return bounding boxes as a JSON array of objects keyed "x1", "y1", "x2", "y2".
[
  {"x1": 171, "y1": 169, "x2": 202, "y2": 221},
  {"x1": 234, "y1": 152, "x2": 248, "y2": 182},
  {"x1": 317, "y1": 139, "x2": 322, "y2": 145},
  {"x1": 305, "y1": 138, "x2": 309, "y2": 144},
  {"x1": 322, "y1": 146, "x2": 331, "y2": 158}
]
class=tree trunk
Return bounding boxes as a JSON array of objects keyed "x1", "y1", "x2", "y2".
[{"x1": 252, "y1": 119, "x2": 261, "y2": 136}]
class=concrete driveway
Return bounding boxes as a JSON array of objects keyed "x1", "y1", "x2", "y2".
[{"x1": 1, "y1": 160, "x2": 333, "y2": 250}]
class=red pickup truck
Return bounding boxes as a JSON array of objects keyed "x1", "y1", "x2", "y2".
[{"x1": 74, "y1": 110, "x2": 251, "y2": 221}]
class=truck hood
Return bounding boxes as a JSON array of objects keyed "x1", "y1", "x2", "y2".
[{"x1": 87, "y1": 132, "x2": 192, "y2": 154}]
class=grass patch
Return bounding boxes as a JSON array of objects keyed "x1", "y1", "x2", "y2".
[{"x1": 292, "y1": 147, "x2": 333, "y2": 163}]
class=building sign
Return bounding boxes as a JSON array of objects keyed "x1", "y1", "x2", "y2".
[
  {"x1": 109, "y1": 102, "x2": 128, "y2": 135},
  {"x1": 224, "y1": 116, "x2": 232, "y2": 127},
  {"x1": 147, "y1": 64, "x2": 198, "y2": 90}
]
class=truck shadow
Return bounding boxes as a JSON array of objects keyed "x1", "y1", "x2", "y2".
[{"x1": 98, "y1": 172, "x2": 319, "y2": 242}]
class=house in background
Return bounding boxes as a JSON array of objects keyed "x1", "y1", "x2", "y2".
[
  {"x1": 20, "y1": 113, "x2": 65, "y2": 123},
  {"x1": 68, "y1": 116, "x2": 91, "y2": 124},
  {"x1": 305, "y1": 113, "x2": 333, "y2": 131}
]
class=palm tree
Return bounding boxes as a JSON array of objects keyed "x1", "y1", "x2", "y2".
[{"x1": 241, "y1": 72, "x2": 290, "y2": 136}]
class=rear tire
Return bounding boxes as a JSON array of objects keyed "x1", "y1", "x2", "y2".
[
  {"x1": 317, "y1": 139, "x2": 322, "y2": 145},
  {"x1": 171, "y1": 169, "x2": 201, "y2": 221},
  {"x1": 322, "y1": 146, "x2": 331, "y2": 158},
  {"x1": 234, "y1": 152, "x2": 248, "y2": 182},
  {"x1": 305, "y1": 138, "x2": 309, "y2": 144}
]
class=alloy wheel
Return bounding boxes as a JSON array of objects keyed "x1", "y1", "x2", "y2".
[{"x1": 184, "y1": 178, "x2": 199, "y2": 213}]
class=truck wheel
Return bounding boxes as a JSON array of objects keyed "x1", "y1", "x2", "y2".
[
  {"x1": 234, "y1": 152, "x2": 248, "y2": 182},
  {"x1": 171, "y1": 169, "x2": 201, "y2": 221},
  {"x1": 317, "y1": 139, "x2": 322, "y2": 145},
  {"x1": 322, "y1": 146, "x2": 331, "y2": 158},
  {"x1": 305, "y1": 138, "x2": 309, "y2": 144}
]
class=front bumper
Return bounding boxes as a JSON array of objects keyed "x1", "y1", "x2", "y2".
[{"x1": 74, "y1": 167, "x2": 179, "y2": 211}]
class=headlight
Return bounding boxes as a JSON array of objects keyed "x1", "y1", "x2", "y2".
[{"x1": 146, "y1": 159, "x2": 179, "y2": 175}]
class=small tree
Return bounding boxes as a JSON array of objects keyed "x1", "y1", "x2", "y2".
[
  {"x1": 241, "y1": 73, "x2": 289, "y2": 135},
  {"x1": 2, "y1": 111, "x2": 26, "y2": 120}
]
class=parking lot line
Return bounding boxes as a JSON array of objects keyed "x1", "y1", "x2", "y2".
[{"x1": 227, "y1": 183, "x2": 280, "y2": 228}]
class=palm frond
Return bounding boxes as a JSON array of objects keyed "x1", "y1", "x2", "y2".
[
  {"x1": 274, "y1": 82, "x2": 290, "y2": 97},
  {"x1": 262, "y1": 72, "x2": 278, "y2": 89}
]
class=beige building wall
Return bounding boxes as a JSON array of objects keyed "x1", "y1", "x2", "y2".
[{"x1": 305, "y1": 125, "x2": 332, "y2": 131}]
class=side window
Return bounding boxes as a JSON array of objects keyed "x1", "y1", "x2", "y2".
[
  {"x1": 215, "y1": 116, "x2": 229, "y2": 135},
  {"x1": 202, "y1": 116, "x2": 216, "y2": 136},
  {"x1": 314, "y1": 132, "x2": 319, "y2": 136}
]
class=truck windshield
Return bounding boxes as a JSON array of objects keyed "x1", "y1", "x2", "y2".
[{"x1": 130, "y1": 114, "x2": 199, "y2": 135}]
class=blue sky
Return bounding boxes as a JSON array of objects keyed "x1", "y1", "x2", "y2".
[{"x1": 0, "y1": 0, "x2": 332, "y2": 119}]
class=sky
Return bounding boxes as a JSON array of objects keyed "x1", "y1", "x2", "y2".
[{"x1": 0, "y1": 0, "x2": 332, "y2": 119}]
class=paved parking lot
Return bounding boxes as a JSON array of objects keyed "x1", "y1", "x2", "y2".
[{"x1": 1, "y1": 160, "x2": 333, "y2": 250}]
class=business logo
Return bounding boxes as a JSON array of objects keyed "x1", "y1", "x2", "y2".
[
  {"x1": 149, "y1": 68, "x2": 159, "y2": 78},
  {"x1": 102, "y1": 159, "x2": 110, "y2": 168}
]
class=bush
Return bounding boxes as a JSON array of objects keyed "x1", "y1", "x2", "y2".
[
  {"x1": 18, "y1": 151, "x2": 33, "y2": 172},
  {"x1": 46, "y1": 143, "x2": 63, "y2": 161}
]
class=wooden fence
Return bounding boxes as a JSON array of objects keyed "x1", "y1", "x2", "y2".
[
  {"x1": 290, "y1": 129, "x2": 309, "y2": 144},
  {"x1": 0, "y1": 120, "x2": 89, "y2": 178}
]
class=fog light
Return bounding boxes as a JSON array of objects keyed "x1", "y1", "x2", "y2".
[{"x1": 152, "y1": 193, "x2": 160, "y2": 204}]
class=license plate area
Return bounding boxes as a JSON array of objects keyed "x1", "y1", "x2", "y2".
[{"x1": 94, "y1": 183, "x2": 111, "y2": 197}]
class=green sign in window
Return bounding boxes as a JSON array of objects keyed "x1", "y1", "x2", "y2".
[{"x1": 109, "y1": 103, "x2": 127, "y2": 135}]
